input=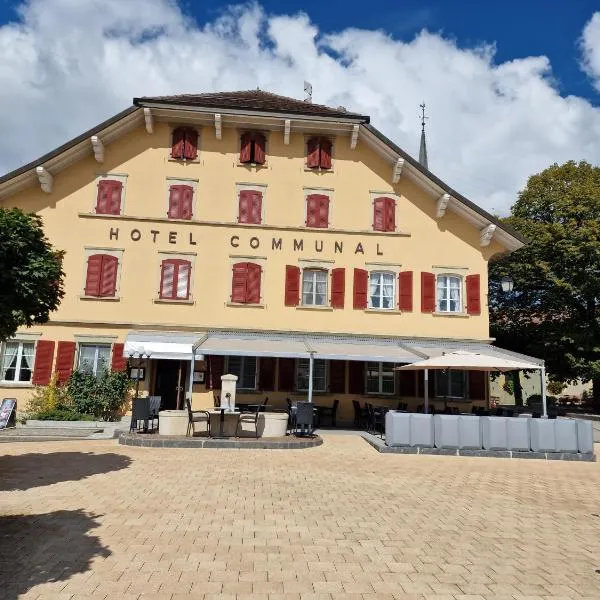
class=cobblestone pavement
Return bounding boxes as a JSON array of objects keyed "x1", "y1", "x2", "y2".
[{"x1": 2, "y1": 436, "x2": 600, "y2": 600}]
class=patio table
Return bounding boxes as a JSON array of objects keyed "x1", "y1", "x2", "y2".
[{"x1": 209, "y1": 407, "x2": 239, "y2": 439}]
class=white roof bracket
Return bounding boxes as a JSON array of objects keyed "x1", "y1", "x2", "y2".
[
  {"x1": 36, "y1": 167, "x2": 53, "y2": 193},
  {"x1": 480, "y1": 223, "x2": 497, "y2": 247},
  {"x1": 215, "y1": 113, "x2": 222, "y2": 140},
  {"x1": 436, "y1": 193, "x2": 450, "y2": 218},
  {"x1": 143, "y1": 107, "x2": 153, "y2": 134},
  {"x1": 91, "y1": 136, "x2": 104, "y2": 163},
  {"x1": 392, "y1": 158, "x2": 404, "y2": 183},
  {"x1": 350, "y1": 124, "x2": 359, "y2": 149},
  {"x1": 284, "y1": 119, "x2": 291, "y2": 145}
]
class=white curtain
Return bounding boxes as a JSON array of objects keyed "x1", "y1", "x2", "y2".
[
  {"x1": 382, "y1": 273, "x2": 394, "y2": 308},
  {"x1": 1, "y1": 342, "x2": 19, "y2": 380}
]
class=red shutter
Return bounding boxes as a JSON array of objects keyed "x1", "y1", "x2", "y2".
[
  {"x1": 278, "y1": 358, "x2": 295, "y2": 391},
  {"x1": 329, "y1": 360, "x2": 346, "y2": 393},
  {"x1": 240, "y1": 133, "x2": 252, "y2": 163},
  {"x1": 253, "y1": 134, "x2": 266, "y2": 164},
  {"x1": 249, "y1": 191, "x2": 262, "y2": 224},
  {"x1": 171, "y1": 127, "x2": 185, "y2": 159},
  {"x1": 307, "y1": 137, "x2": 320, "y2": 168},
  {"x1": 399, "y1": 271, "x2": 413, "y2": 312},
  {"x1": 318, "y1": 195, "x2": 329, "y2": 228},
  {"x1": 305, "y1": 194, "x2": 318, "y2": 227},
  {"x1": 466, "y1": 274, "x2": 481, "y2": 315},
  {"x1": 284, "y1": 265, "x2": 300, "y2": 306},
  {"x1": 246, "y1": 263, "x2": 261, "y2": 304},
  {"x1": 399, "y1": 371, "x2": 416, "y2": 397},
  {"x1": 183, "y1": 128, "x2": 198, "y2": 160},
  {"x1": 238, "y1": 190, "x2": 252, "y2": 223},
  {"x1": 469, "y1": 371, "x2": 486, "y2": 399},
  {"x1": 96, "y1": 180, "x2": 122, "y2": 215},
  {"x1": 168, "y1": 185, "x2": 183, "y2": 219},
  {"x1": 258, "y1": 357, "x2": 276, "y2": 391},
  {"x1": 160, "y1": 260, "x2": 175, "y2": 299},
  {"x1": 319, "y1": 138, "x2": 332, "y2": 169},
  {"x1": 421, "y1": 272, "x2": 435, "y2": 313},
  {"x1": 85, "y1": 254, "x2": 103, "y2": 296},
  {"x1": 208, "y1": 355, "x2": 225, "y2": 390},
  {"x1": 55, "y1": 341, "x2": 76, "y2": 384},
  {"x1": 331, "y1": 268, "x2": 345, "y2": 309},
  {"x1": 111, "y1": 343, "x2": 127, "y2": 372},
  {"x1": 353, "y1": 268, "x2": 368, "y2": 309},
  {"x1": 384, "y1": 197, "x2": 395, "y2": 231},
  {"x1": 348, "y1": 361, "x2": 365, "y2": 394},
  {"x1": 231, "y1": 263, "x2": 249, "y2": 303},
  {"x1": 99, "y1": 255, "x2": 118, "y2": 297},
  {"x1": 180, "y1": 185, "x2": 193, "y2": 220},
  {"x1": 177, "y1": 261, "x2": 191, "y2": 300},
  {"x1": 373, "y1": 198, "x2": 385, "y2": 231},
  {"x1": 31, "y1": 340, "x2": 55, "y2": 385}
]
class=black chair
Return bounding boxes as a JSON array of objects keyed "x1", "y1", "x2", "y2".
[
  {"x1": 260, "y1": 396, "x2": 269, "y2": 412},
  {"x1": 185, "y1": 396, "x2": 211, "y2": 437},
  {"x1": 237, "y1": 404, "x2": 261, "y2": 438},
  {"x1": 318, "y1": 399, "x2": 339, "y2": 427},
  {"x1": 352, "y1": 400, "x2": 367, "y2": 429},
  {"x1": 213, "y1": 394, "x2": 221, "y2": 408},
  {"x1": 147, "y1": 396, "x2": 162, "y2": 431},
  {"x1": 295, "y1": 401, "x2": 314, "y2": 436},
  {"x1": 366, "y1": 403, "x2": 385, "y2": 436},
  {"x1": 286, "y1": 398, "x2": 296, "y2": 433},
  {"x1": 396, "y1": 402, "x2": 408, "y2": 411},
  {"x1": 130, "y1": 397, "x2": 150, "y2": 432}
]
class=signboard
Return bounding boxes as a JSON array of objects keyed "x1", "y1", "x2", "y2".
[{"x1": 0, "y1": 398, "x2": 17, "y2": 429}]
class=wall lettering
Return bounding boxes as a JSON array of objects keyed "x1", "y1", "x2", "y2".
[
  {"x1": 315, "y1": 240, "x2": 323, "y2": 252},
  {"x1": 169, "y1": 231, "x2": 177, "y2": 245},
  {"x1": 230, "y1": 235, "x2": 240, "y2": 248},
  {"x1": 249, "y1": 236, "x2": 260, "y2": 249},
  {"x1": 131, "y1": 229, "x2": 141, "y2": 241},
  {"x1": 272, "y1": 238, "x2": 282, "y2": 250},
  {"x1": 151, "y1": 230, "x2": 159, "y2": 243},
  {"x1": 109, "y1": 227, "x2": 119, "y2": 241},
  {"x1": 355, "y1": 242, "x2": 364, "y2": 254},
  {"x1": 334, "y1": 241, "x2": 343, "y2": 253},
  {"x1": 293, "y1": 239, "x2": 304, "y2": 251},
  {"x1": 189, "y1": 233, "x2": 197, "y2": 246}
]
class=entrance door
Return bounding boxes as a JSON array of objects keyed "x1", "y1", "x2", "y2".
[{"x1": 154, "y1": 360, "x2": 187, "y2": 410}]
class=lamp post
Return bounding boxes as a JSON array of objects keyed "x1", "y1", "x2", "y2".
[{"x1": 500, "y1": 276, "x2": 514, "y2": 293}]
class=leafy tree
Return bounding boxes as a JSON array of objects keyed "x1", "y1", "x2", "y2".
[
  {"x1": 0, "y1": 208, "x2": 64, "y2": 341},
  {"x1": 489, "y1": 160, "x2": 600, "y2": 409}
]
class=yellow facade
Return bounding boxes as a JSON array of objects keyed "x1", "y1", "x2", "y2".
[{"x1": 0, "y1": 93, "x2": 520, "y2": 422}]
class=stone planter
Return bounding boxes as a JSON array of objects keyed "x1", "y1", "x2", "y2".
[
  {"x1": 237, "y1": 411, "x2": 289, "y2": 438},
  {"x1": 158, "y1": 410, "x2": 189, "y2": 436}
]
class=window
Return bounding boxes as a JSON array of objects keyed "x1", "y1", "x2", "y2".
[
  {"x1": 160, "y1": 259, "x2": 191, "y2": 300},
  {"x1": 171, "y1": 127, "x2": 198, "y2": 160},
  {"x1": 437, "y1": 275, "x2": 462, "y2": 313},
  {"x1": 297, "y1": 359, "x2": 327, "y2": 392},
  {"x1": 306, "y1": 137, "x2": 332, "y2": 169},
  {"x1": 369, "y1": 271, "x2": 395, "y2": 309},
  {"x1": 305, "y1": 194, "x2": 329, "y2": 228},
  {"x1": 84, "y1": 254, "x2": 119, "y2": 297},
  {"x1": 78, "y1": 344, "x2": 111, "y2": 377},
  {"x1": 366, "y1": 362, "x2": 395, "y2": 394},
  {"x1": 168, "y1": 185, "x2": 193, "y2": 220},
  {"x1": 373, "y1": 197, "x2": 395, "y2": 232},
  {"x1": 240, "y1": 132, "x2": 266, "y2": 164},
  {"x1": 302, "y1": 269, "x2": 327, "y2": 306},
  {"x1": 95, "y1": 180, "x2": 123, "y2": 215},
  {"x1": 1, "y1": 341, "x2": 34, "y2": 382},
  {"x1": 238, "y1": 190, "x2": 262, "y2": 224},
  {"x1": 227, "y1": 356, "x2": 257, "y2": 390},
  {"x1": 231, "y1": 262, "x2": 262, "y2": 304},
  {"x1": 435, "y1": 370, "x2": 466, "y2": 399}
]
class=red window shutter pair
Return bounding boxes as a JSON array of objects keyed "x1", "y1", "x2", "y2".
[
  {"x1": 278, "y1": 358, "x2": 295, "y2": 391},
  {"x1": 207, "y1": 355, "x2": 225, "y2": 390},
  {"x1": 168, "y1": 185, "x2": 193, "y2": 220},
  {"x1": 238, "y1": 190, "x2": 262, "y2": 224},
  {"x1": 420, "y1": 272, "x2": 481, "y2": 314},
  {"x1": 55, "y1": 341, "x2": 76, "y2": 384},
  {"x1": 307, "y1": 137, "x2": 332, "y2": 169},
  {"x1": 284, "y1": 265, "x2": 300, "y2": 306},
  {"x1": 329, "y1": 360, "x2": 346, "y2": 393},
  {"x1": 306, "y1": 194, "x2": 329, "y2": 228},
  {"x1": 348, "y1": 361, "x2": 365, "y2": 394},
  {"x1": 373, "y1": 197, "x2": 395, "y2": 232},
  {"x1": 231, "y1": 262, "x2": 261, "y2": 304},
  {"x1": 330, "y1": 268, "x2": 345, "y2": 309},
  {"x1": 258, "y1": 357, "x2": 276, "y2": 391},
  {"x1": 160, "y1": 259, "x2": 191, "y2": 300},
  {"x1": 240, "y1": 133, "x2": 266, "y2": 164},
  {"x1": 171, "y1": 127, "x2": 198, "y2": 160},
  {"x1": 96, "y1": 180, "x2": 123, "y2": 215},
  {"x1": 31, "y1": 340, "x2": 55, "y2": 385},
  {"x1": 111, "y1": 343, "x2": 127, "y2": 372},
  {"x1": 354, "y1": 269, "x2": 412, "y2": 311},
  {"x1": 85, "y1": 254, "x2": 118, "y2": 297}
]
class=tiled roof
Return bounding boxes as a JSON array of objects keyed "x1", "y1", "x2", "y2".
[{"x1": 134, "y1": 90, "x2": 369, "y2": 121}]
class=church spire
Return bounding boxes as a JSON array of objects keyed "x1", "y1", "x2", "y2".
[{"x1": 419, "y1": 102, "x2": 429, "y2": 170}]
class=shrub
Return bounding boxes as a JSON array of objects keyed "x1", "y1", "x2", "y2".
[
  {"x1": 28, "y1": 373, "x2": 72, "y2": 416},
  {"x1": 33, "y1": 408, "x2": 96, "y2": 421}
]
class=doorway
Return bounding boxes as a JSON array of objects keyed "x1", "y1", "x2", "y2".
[{"x1": 154, "y1": 360, "x2": 188, "y2": 410}]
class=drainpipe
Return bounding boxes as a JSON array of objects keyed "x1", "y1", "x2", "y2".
[
  {"x1": 540, "y1": 366, "x2": 548, "y2": 418},
  {"x1": 424, "y1": 368, "x2": 429, "y2": 414},
  {"x1": 307, "y1": 351, "x2": 315, "y2": 403},
  {"x1": 188, "y1": 344, "x2": 198, "y2": 406}
]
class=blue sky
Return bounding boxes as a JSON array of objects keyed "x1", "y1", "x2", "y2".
[{"x1": 0, "y1": 0, "x2": 599, "y2": 214}]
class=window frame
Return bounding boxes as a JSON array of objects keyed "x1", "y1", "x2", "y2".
[
  {"x1": 83, "y1": 249, "x2": 123, "y2": 299},
  {"x1": 77, "y1": 343, "x2": 111, "y2": 377},
  {"x1": 226, "y1": 355, "x2": 258, "y2": 390},
  {"x1": 368, "y1": 271, "x2": 396, "y2": 310},
  {"x1": 296, "y1": 358, "x2": 327, "y2": 392},
  {"x1": 0, "y1": 340, "x2": 35, "y2": 383},
  {"x1": 435, "y1": 370, "x2": 467, "y2": 399},
  {"x1": 365, "y1": 361, "x2": 396, "y2": 395},
  {"x1": 436, "y1": 274, "x2": 463, "y2": 313},
  {"x1": 93, "y1": 173, "x2": 127, "y2": 216},
  {"x1": 302, "y1": 268, "x2": 329, "y2": 307}
]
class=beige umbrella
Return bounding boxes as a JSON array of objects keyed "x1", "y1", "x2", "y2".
[{"x1": 396, "y1": 350, "x2": 546, "y2": 416}]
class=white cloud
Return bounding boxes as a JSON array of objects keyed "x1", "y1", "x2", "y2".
[{"x1": 1, "y1": 0, "x2": 599, "y2": 215}]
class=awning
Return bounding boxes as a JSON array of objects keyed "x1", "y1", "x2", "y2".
[
  {"x1": 124, "y1": 331, "x2": 204, "y2": 360},
  {"x1": 395, "y1": 350, "x2": 542, "y2": 372},
  {"x1": 195, "y1": 332, "x2": 310, "y2": 359},
  {"x1": 307, "y1": 339, "x2": 417, "y2": 363}
]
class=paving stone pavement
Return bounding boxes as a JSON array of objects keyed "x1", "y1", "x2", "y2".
[{"x1": 2, "y1": 436, "x2": 600, "y2": 600}]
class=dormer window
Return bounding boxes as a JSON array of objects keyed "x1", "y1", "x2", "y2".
[
  {"x1": 240, "y1": 132, "x2": 266, "y2": 165},
  {"x1": 171, "y1": 126, "x2": 198, "y2": 160},
  {"x1": 307, "y1": 137, "x2": 332, "y2": 169}
]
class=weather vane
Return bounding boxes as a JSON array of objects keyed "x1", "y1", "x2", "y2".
[{"x1": 419, "y1": 102, "x2": 428, "y2": 134}]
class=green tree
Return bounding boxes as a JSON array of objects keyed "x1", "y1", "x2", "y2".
[
  {"x1": 0, "y1": 208, "x2": 64, "y2": 341},
  {"x1": 489, "y1": 160, "x2": 600, "y2": 409}
]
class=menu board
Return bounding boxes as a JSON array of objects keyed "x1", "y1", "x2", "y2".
[{"x1": 0, "y1": 398, "x2": 17, "y2": 429}]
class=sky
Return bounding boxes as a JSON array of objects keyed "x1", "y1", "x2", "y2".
[{"x1": 0, "y1": 0, "x2": 599, "y2": 215}]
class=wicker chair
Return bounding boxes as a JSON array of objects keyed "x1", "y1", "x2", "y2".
[{"x1": 185, "y1": 396, "x2": 210, "y2": 437}]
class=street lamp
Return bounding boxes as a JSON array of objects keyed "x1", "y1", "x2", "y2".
[{"x1": 500, "y1": 276, "x2": 514, "y2": 293}]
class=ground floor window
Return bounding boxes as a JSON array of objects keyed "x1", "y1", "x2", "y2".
[
  {"x1": 366, "y1": 362, "x2": 395, "y2": 394},
  {"x1": 0, "y1": 341, "x2": 35, "y2": 382},
  {"x1": 226, "y1": 356, "x2": 257, "y2": 390},
  {"x1": 435, "y1": 370, "x2": 466, "y2": 398},
  {"x1": 296, "y1": 359, "x2": 327, "y2": 392},
  {"x1": 78, "y1": 344, "x2": 111, "y2": 377}
]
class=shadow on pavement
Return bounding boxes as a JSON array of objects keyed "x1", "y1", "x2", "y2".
[
  {"x1": 0, "y1": 509, "x2": 110, "y2": 600},
  {"x1": 0, "y1": 451, "x2": 131, "y2": 491}
]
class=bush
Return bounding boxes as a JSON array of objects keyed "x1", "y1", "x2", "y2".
[
  {"x1": 33, "y1": 409, "x2": 96, "y2": 421},
  {"x1": 28, "y1": 373, "x2": 72, "y2": 416}
]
